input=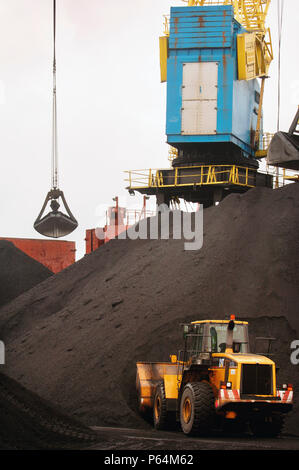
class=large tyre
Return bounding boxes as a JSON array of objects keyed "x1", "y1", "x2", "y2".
[
  {"x1": 153, "y1": 382, "x2": 168, "y2": 430},
  {"x1": 250, "y1": 413, "x2": 285, "y2": 438},
  {"x1": 180, "y1": 382, "x2": 215, "y2": 436}
]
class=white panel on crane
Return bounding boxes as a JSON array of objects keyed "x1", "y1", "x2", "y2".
[
  {"x1": 181, "y1": 62, "x2": 218, "y2": 135},
  {"x1": 181, "y1": 100, "x2": 217, "y2": 135}
]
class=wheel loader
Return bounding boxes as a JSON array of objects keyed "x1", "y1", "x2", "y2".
[{"x1": 136, "y1": 316, "x2": 293, "y2": 436}]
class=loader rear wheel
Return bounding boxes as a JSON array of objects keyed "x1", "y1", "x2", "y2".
[
  {"x1": 153, "y1": 382, "x2": 168, "y2": 430},
  {"x1": 180, "y1": 382, "x2": 215, "y2": 436}
]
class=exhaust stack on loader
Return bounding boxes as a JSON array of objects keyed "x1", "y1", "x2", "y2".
[{"x1": 225, "y1": 317, "x2": 235, "y2": 354}]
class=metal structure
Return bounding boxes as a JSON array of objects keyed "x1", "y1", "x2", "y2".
[
  {"x1": 34, "y1": 0, "x2": 78, "y2": 238},
  {"x1": 128, "y1": 0, "x2": 275, "y2": 207},
  {"x1": 179, "y1": 1, "x2": 273, "y2": 81},
  {"x1": 85, "y1": 196, "x2": 155, "y2": 254},
  {"x1": 136, "y1": 316, "x2": 293, "y2": 436},
  {"x1": 0, "y1": 237, "x2": 75, "y2": 273},
  {"x1": 183, "y1": 1, "x2": 271, "y2": 33},
  {"x1": 126, "y1": 164, "x2": 272, "y2": 206}
]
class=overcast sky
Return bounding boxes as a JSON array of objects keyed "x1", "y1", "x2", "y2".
[{"x1": 0, "y1": 0, "x2": 298, "y2": 260}]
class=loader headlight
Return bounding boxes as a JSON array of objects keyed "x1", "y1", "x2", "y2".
[{"x1": 220, "y1": 381, "x2": 232, "y2": 390}]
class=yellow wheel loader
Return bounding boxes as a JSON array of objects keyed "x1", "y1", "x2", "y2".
[{"x1": 136, "y1": 316, "x2": 293, "y2": 436}]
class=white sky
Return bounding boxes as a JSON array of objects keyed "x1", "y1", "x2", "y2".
[{"x1": 0, "y1": 0, "x2": 298, "y2": 260}]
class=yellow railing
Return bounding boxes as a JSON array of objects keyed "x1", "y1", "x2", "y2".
[
  {"x1": 125, "y1": 164, "x2": 298, "y2": 194},
  {"x1": 168, "y1": 146, "x2": 179, "y2": 162},
  {"x1": 125, "y1": 164, "x2": 257, "y2": 190}
]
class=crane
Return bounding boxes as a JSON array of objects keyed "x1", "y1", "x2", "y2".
[{"x1": 126, "y1": 0, "x2": 274, "y2": 207}]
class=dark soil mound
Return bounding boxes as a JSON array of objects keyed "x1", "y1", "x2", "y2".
[
  {"x1": 0, "y1": 184, "x2": 299, "y2": 435},
  {"x1": 0, "y1": 372, "x2": 97, "y2": 449},
  {"x1": 0, "y1": 241, "x2": 53, "y2": 308}
]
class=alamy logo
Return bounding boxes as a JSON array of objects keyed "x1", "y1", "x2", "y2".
[
  {"x1": 0, "y1": 341, "x2": 4, "y2": 365},
  {"x1": 95, "y1": 204, "x2": 203, "y2": 251}
]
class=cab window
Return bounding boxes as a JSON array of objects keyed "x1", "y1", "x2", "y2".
[
  {"x1": 207, "y1": 323, "x2": 249, "y2": 353},
  {"x1": 190, "y1": 324, "x2": 204, "y2": 353}
]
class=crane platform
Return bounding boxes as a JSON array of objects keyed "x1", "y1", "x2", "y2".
[{"x1": 126, "y1": 164, "x2": 273, "y2": 206}]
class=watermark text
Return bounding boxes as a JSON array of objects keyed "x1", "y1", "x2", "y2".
[
  {"x1": 95, "y1": 204, "x2": 203, "y2": 251},
  {"x1": 0, "y1": 340, "x2": 5, "y2": 365}
]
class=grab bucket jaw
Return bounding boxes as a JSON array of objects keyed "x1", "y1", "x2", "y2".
[
  {"x1": 267, "y1": 107, "x2": 299, "y2": 170},
  {"x1": 34, "y1": 189, "x2": 78, "y2": 238},
  {"x1": 267, "y1": 131, "x2": 299, "y2": 170}
]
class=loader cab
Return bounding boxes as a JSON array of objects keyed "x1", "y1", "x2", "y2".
[{"x1": 183, "y1": 320, "x2": 249, "y2": 363}]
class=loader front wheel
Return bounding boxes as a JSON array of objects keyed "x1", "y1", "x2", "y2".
[
  {"x1": 180, "y1": 382, "x2": 215, "y2": 436},
  {"x1": 153, "y1": 382, "x2": 169, "y2": 430}
]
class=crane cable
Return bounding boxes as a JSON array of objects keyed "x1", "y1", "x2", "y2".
[
  {"x1": 277, "y1": 0, "x2": 284, "y2": 132},
  {"x1": 274, "y1": 0, "x2": 284, "y2": 188},
  {"x1": 52, "y1": 0, "x2": 58, "y2": 190}
]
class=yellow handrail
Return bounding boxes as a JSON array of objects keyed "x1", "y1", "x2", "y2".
[{"x1": 125, "y1": 164, "x2": 257, "y2": 190}]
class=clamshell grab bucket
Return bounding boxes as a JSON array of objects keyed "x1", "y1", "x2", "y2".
[
  {"x1": 267, "y1": 108, "x2": 299, "y2": 170},
  {"x1": 34, "y1": 189, "x2": 78, "y2": 238},
  {"x1": 267, "y1": 131, "x2": 299, "y2": 170}
]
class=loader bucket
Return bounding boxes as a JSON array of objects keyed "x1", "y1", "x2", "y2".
[
  {"x1": 136, "y1": 362, "x2": 179, "y2": 413},
  {"x1": 267, "y1": 131, "x2": 299, "y2": 170}
]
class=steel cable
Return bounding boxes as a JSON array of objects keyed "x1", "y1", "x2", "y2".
[
  {"x1": 277, "y1": 0, "x2": 284, "y2": 132},
  {"x1": 52, "y1": 0, "x2": 58, "y2": 189}
]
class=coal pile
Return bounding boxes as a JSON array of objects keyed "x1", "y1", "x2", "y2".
[
  {"x1": 0, "y1": 241, "x2": 53, "y2": 308},
  {"x1": 0, "y1": 372, "x2": 97, "y2": 449},
  {"x1": 0, "y1": 184, "x2": 299, "y2": 434}
]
